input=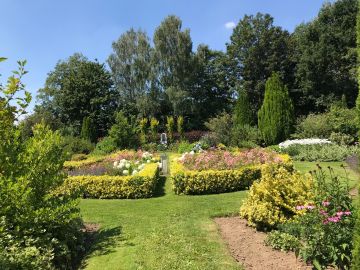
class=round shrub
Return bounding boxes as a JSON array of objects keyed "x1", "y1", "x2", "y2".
[
  {"x1": 240, "y1": 165, "x2": 313, "y2": 228},
  {"x1": 93, "y1": 136, "x2": 117, "y2": 155}
]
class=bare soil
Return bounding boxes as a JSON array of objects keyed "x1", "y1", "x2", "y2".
[{"x1": 214, "y1": 217, "x2": 312, "y2": 270}]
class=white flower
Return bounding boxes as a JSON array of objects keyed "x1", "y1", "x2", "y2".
[
  {"x1": 190, "y1": 151, "x2": 195, "y2": 155},
  {"x1": 279, "y1": 138, "x2": 332, "y2": 149},
  {"x1": 132, "y1": 170, "x2": 138, "y2": 175},
  {"x1": 125, "y1": 163, "x2": 131, "y2": 169},
  {"x1": 113, "y1": 161, "x2": 118, "y2": 167},
  {"x1": 135, "y1": 160, "x2": 140, "y2": 165},
  {"x1": 147, "y1": 160, "x2": 150, "y2": 163},
  {"x1": 118, "y1": 163, "x2": 124, "y2": 169},
  {"x1": 122, "y1": 170, "x2": 129, "y2": 175}
]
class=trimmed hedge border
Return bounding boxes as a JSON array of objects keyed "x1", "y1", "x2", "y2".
[
  {"x1": 57, "y1": 163, "x2": 160, "y2": 199},
  {"x1": 170, "y1": 156, "x2": 294, "y2": 195}
]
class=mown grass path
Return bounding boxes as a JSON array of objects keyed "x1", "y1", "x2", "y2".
[{"x1": 80, "y1": 177, "x2": 245, "y2": 270}]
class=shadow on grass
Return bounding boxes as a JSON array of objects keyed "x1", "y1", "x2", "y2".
[
  {"x1": 76, "y1": 225, "x2": 123, "y2": 269},
  {"x1": 153, "y1": 175, "x2": 166, "y2": 197}
]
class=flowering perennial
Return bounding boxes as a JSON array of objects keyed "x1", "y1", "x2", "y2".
[
  {"x1": 179, "y1": 148, "x2": 284, "y2": 171},
  {"x1": 279, "y1": 138, "x2": 332, "y2": 149}
]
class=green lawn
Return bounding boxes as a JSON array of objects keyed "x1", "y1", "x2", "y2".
[
  {"x1": 80, "y1": 177, "x2": 245, "y2": 270},
  {"x1": 294, "y1": 161, "x2": 359, "y2": 189},
  {"x1": 79, "y1": 159, "x2": 359, "y2": 270}
]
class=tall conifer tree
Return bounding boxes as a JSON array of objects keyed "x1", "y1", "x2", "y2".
[{"x1": 258, "y1": 73, "x2": 293, "y2": 145}]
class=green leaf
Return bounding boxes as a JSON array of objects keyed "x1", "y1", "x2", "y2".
[
  {"x1": 0, "y1": 57, "x2": 7, "y2": 62},
  {"x1": 312, "y1": 259, "x2": 322, "y2": 270}
]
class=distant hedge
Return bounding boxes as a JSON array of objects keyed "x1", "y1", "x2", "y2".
[{"x1": 56, "y1": 163, "x2": 160, "y2": 199}]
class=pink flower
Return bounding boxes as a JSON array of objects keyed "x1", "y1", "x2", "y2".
[
  {"x1": 336, "y1": 211, "x2": 344, "y2": 217},
  {"x1": 296, "y1": 205, "x2": 305, "y2": 210},
  {"x1": 327, "y1": 216, "x2": 341, "y2": 223},
  {"x1": 344, "y1": 210, "x2": 351, "y2": 216},
  {"x1": 320, "y1": 210, "x2": 328, "y2": 216},
  {"x1": 322, "y1": 201, "x2": 330, "y2": 207},
  {"x1": 306, "y1": 205, "x2": 315, "y2": 210}
]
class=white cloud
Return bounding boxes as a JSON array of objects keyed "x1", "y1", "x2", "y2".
[{"x1": 225, "y1": 21, "x2": 236, "y2": 29}]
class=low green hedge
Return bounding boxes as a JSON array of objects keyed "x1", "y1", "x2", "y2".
[
  {"x1": 56, "y1": 163, "x2": 160, "y2": 199},
  {"x1": 170, "y1": 161, "x2": 262, "y2": 195}
]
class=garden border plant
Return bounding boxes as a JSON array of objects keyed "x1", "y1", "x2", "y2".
[{"x1": 57, "y1": 162, "x2": 160, "y2": 199}]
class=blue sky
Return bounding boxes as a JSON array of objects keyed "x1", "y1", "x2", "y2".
[{"x1": 1, "y1": 0, "x2": 326, "y2": 111}]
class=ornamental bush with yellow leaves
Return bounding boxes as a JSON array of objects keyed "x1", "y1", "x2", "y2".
[
  {"x1": 240, "y1": 165, "x2": 313, "y2": 228},
  {"x1": 56, "y1": 163, "x2": 160, "y2": 199}
]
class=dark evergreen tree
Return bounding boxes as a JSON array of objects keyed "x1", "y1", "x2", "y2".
[
  {"x1": 80, "y1": 116, "x2": 95, "y2": 143},
  {"x1": 233, "y1": 88, "x2": 252, "y2": 127},
  {"x1": 258, "y1": 73, "x2": 294, "y2": 145}
]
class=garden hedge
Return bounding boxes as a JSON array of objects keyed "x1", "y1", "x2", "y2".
[
  {"x1": 170, "y1": 154, "x2": 294, "y2": 195},
  {"x1": 170, "y1": 161, "x2": 262, "y2": 195},
  {"x1": 57, "y1": 163, "x2": 160, "y2": 199}
]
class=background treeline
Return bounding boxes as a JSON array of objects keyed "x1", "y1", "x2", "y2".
[{"x1": 22, "y1": 0, "x2": 359, "y2": 149}]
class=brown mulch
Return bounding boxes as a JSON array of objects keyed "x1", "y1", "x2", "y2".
[{"x1": 214, "y1": 217, "x2": 311, "y2": 270}]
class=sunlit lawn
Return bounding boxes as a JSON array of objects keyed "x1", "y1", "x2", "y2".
[
  {"x1": 294, "y1": 161, "x2": 359, "y2": 189},
  {"x1": 80, "y1": 176, "x2": 245, "y2": 270},
  {"x1": 79, "y1": 157, "x2": 359, "y2": 270}
]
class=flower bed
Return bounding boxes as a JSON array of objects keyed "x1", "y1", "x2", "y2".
[
  {"x1": 171, "y1": 149, "x2": 291, "y2": 195},
  {"x1": 58, "y1": 151, "x2": 160, "y2": 199},
  {"x1": 56, "y1": 163, "x2": 160, "y2": 199}
]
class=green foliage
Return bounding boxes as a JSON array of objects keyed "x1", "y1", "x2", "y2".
[
  {"x1": 281, "y1": 144, "x2": 359, "y2": 162},
  {"x1": 80, "y1": 116, "x2": 95, "y2": 142},
  {"x1": 0, "y1": 60, "x2": 83, "y2": 268},
  {"x1": 231, "y1": 124, "x2": 260, "y2": 148},
  {"x1": 240, "y1": 165, "x2": 313, "y2": 228},
  {"x1": 171, "y1": 162, "x2": 261, "y2": 195},
  {"x1": 258, "y1": 73, "x2": 294, "y2": 145},
  {"x1": 93, "y1": 136, "x2": 117, "y2": 155},
  {"x1": 353, "y1": 197, "x2": 360, "y2": 270},
  {"x1": 166, "y1": 116, "x2": 175, "y2": 143},
  {"x1": 283, "y1": 166, "x2": 355, "y2": 269},
  {"x1": 19, "y1": 108, "x2": 62, "y2": 140},
  {"x1": 108, "y1": 28, "x2": 155, "y2": 117},
  {"x1": 294, "y1": 0, "x2": 358, "y2": 113},
  {"x1": 57, "y1": 163, "x2": 160, "y2": 199},
  {"x1": 150, "y1": 117, "x2": 159, "y2": 142},
  {"x1": 61, "y1": 135, "x2": 94, "y2": 157},
  {"x1": 176, "y1": 140, "x2": 194, "y2": 154},
  {"x1": 37, "y1": 53, "x2": 114, "y2": 139},
  {"x1": 177, "y1": 116, "x2": 184, "y2": 139},
  {"x1": 154, "y1": 15, "x2": 193, "y2": 116},
  {"x1": 139, "y1": 118, "x2": 148, "y2": 145},
  {"x1": 233, "y1": 88, "x2": 252, "y2": 127},
  {"x1": 294, "y1": 106, "x2": 358, "y2": 141},
  {"x1": 109, "y1": 111, "x2": 137, "y2": 149},
  {"x1": 264, "y1": 231, "x2": 300, "y2": 252},
  {"x1": 227, "y1": 13, "x2": 294, "y2": 118},
  {"x1": 205, "y1": 112, "x2": 233, "y2": 146},
  {"x1": 352, "y1": 4, "x2": 360, "y2": 269}
]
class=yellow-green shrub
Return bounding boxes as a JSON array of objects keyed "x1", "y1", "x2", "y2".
[
  {"x1": 56, "y1": 163, "x2": 159, "y2": 199},
  {"x1": 171, "y1": 161, "x2": 261, "y2": 195},
  {"x1": 64, "y1": 155, "x2": 105, "y2": 169},
  {"x1": 240, "y1": 165, "x2": 313, "y2": 228}
]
